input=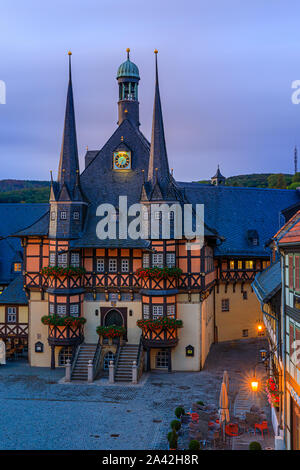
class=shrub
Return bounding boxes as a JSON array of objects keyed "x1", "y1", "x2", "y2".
[
  {"x1": 175, "y1": 407, "x2": 185, "y2": 418},
  {"x1": 249, "y1": 441, "x2": 262, "y2": 450},
  {"x1": 189, "y1": 440, "x2": 200, "y2": 451},
  {"x1": 168, "y1": 430, "x2": 178, "y2": 449},
  {"x1": 197, "y1": 401, "x2": 204, "y2": 406},
  {"x1": 171, "y1": 420, "x2": 181, "y2": 431}
]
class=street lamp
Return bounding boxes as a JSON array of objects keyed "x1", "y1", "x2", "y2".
[{"x1": 251, "y1": 377, "x2": 259, "y2": 392}]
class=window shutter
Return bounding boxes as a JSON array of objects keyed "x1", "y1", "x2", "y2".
[{"x1": 289, "y1": 256, "x2": 294, "y2": 289}]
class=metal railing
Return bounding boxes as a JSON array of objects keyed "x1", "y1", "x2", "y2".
[
  {"x1": 136, "y1": 335, "x2": 144, "y2": 381},
  {"x1": 92, "y1": 339, "x2": 102, "y2": 380},
  {"x1": 70, "y1": 343, "x2": 81, "y2": 378},
  {"x1": 113, "y1": 338, "x2": 122, "y2": 380}
]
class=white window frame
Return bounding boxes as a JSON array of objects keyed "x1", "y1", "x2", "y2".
[
  {"x1": 143, "y1": 304, "x2": 150, "y2": 319},
  {"x1": 152, "y1": 305, "x2": 164, "y2": 319},
  {"x1": 152, "y1": 253, "x2": 163, "y2": 268},
  {"x1": 166, "y1": 253, "x2": 176, "y2": 268},
  {"x1": 70, "y1": 252, "x2": 80, "y2": 268},
  {"x1": 121, "y1": 258, "x2": 129, "y2": 272},
  {"x1": 97, "y1": 258, "x2": 105, "y2": 272},
  {"x1": 73, "y1": 211, "x2": 80, "y2": 220},
  {"x1": 58, "y1": 253, "x2": 68, "y2": 268},
  {"x1": 7, "y1": 307, "x2": 17, "y2": 323},
  {"x1": 70, "y1": 304, "x2": 79, "y2": 317},
  {"x1": 49, "y1": 303, "x2": 55, "y2": 314},
  {"x1": 57, "y1": 304, "x2": 66, "y2": 316},
  {"x1": 109, "y1": 259, "x2": 117, "y2": 272},
  {"x1": 143, "y1": 253, "x2": 150, "y2": 268},
  {"x1": 49, "y1": 252, "x2": 56, "y2": 267},
  {"x1": 60, "y1": 211, "x2": 67, "y2": 220},
  {"x1": 167, "y1": 304, "x2": 175, "y2": 317}
]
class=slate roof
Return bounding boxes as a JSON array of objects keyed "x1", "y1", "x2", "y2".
[
  {"x1": 252, "y1": 261, "x2": 281, "y2": 303},
  {"x1": 0, "y1": 275, "x2": 28, "y2": 304},
  {"x1": 178, "y1": 183, "x2": 300, "y2": 257},
  {"x1": 0, "y1": 203, "x2": 48, "y2": 284}
]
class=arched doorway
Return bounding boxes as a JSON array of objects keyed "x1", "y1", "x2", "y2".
[
  {"x1": 104, "y1": 309, "x2": 123, "y2": 327},
  {"x1": 100, "y1": 307, "x2": 128, "y2": 341}
]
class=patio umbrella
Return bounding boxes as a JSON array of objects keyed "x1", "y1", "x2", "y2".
[
  {"x1": 0, "y1": 338, "x2": 6, "y2": 365},
  {"x1": 223, "y1": 370, "x2": 229, "y2": 392},
  {"x1": 219, "y1": 381, "x2": 230, "y2": 441}
]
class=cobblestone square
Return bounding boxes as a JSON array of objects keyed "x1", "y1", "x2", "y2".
[{"x1": 0, "y1": 338, "x2": 273, "y2": 450}]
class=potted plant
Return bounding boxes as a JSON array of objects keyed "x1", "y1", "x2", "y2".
[
  {"x1": 167, "y1": 430, "x2": 178, "y2": 450},
  {"x1": 175, "y1": 406, "x2": 185, "y2": 419},
  {"x1": 189, "y1": 440, "x2": 200, "y2": 451},
  {"x1": 171, "y1": 420, "x2": 181, "y2": 432},
  {"x1": 96, "y1": 325, "x2": 126, "y2": 345},
  {"x1": 249, "y1": 441, "x2": 262, "y2": 450}
]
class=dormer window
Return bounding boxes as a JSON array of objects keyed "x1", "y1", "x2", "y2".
[
  {"x1": 73, "y1": 211, "x2": 80, "y2": 220},
  {"x1": 60, "y1": 211, "x2": 67, "y2": 220},
  {"x1": 13, "y1": 262, "x2": 22, "y2": 272},
  {"x1": 247, "y1": 230, "x2": 259, "y2": 246}
]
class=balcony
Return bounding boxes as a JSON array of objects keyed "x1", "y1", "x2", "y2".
[
  {"x1": 139, "y1": 322, "x2": 179, "y2": 348},
  {"x1": 47, "y1": 324, "x2": 84, "y2": 347}
]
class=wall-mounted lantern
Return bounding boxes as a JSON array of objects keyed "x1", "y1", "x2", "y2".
[
  {"x1": 185, "y1": 345, "x2": 194, "y2": 357},
  {"x1": 35, "y1": 341, "x2": 44, "y2": 353}
]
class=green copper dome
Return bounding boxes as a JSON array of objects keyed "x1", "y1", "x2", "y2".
[{"x1": 117, "y1": 49, "x2": 140, "y2": 79}]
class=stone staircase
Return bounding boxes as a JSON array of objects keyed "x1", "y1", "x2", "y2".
[
  {"x1": 115, "y1": 343, "x2": 139, "y2": 382},
  {"x1": 71, "y1": 343, "x2": 97, "y2": 381}
]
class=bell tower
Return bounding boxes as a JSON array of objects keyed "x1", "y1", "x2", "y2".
[{"x1": 117, "y1": 48, "x2": 140, "y2": 128}]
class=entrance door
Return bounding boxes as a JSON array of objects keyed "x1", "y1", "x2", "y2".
[
  {"x1": 101, "y1": 307, "x2": 127, "y2": 341},
  {"x1": 104, "y1": 309, "x2": 123, "y2": 327}
]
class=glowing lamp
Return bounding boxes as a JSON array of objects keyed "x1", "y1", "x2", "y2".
[{"x1": 251, "y1": 379, "x2": 259, "y2": 392}]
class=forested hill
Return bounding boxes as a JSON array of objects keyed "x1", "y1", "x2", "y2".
[
  {"x1": 0, "y1": 180, "x2": 50, "y2": 203},
  {"x1": 197, "y1": 173, "x2": 299, "y2": 189},
  {"x1": 0, "y1": 173, "x2": 299, "y2": 203}
]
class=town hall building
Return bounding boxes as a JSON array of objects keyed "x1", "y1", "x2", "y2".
[{"x1": 0, "y1": 49, "x2": 299, "y2": 380}]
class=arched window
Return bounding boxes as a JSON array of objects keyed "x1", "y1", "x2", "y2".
[
  {"x1": 58, "y1": 346, "x2": 73, "y2": 366},
  {"x1": 103, "y1": 351, "x2": 115, "y2": 370}
]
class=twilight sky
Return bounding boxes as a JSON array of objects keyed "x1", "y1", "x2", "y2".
[{"x1": 1, "y1": 0, "x2": 300, "y2": 181}]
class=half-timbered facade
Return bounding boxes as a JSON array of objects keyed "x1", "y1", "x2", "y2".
[{"x1": 1, "y1": 49, "x2": 299, "y2": 376}]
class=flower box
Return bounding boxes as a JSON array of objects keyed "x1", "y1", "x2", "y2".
[
  {"x1": 137, "y1": 318, "x2": 183, "y2": 330},
  {"x1": 96, "y1": 325, "x2": 126, "y2": 338},
  {"x1": 41, "y1": 266, "x2": 86, "y2": 277},
  {"x1": 135, "y1": 267, "x2": 182, "y2": 280},
  {"x1": 41, "y1": 315, "x2": 86, "y2": 328}
]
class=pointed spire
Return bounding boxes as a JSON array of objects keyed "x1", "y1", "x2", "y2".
[
  {"x1": 148, "y1": 50, "x2": 170, "y2": 186},
  {"x1": 57, "y1": 51, "x2": 80, "y2": 196}
]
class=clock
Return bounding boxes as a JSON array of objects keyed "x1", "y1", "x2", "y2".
[{"x1": 113, "y1": 151, "x2": 131, "y2": 170}]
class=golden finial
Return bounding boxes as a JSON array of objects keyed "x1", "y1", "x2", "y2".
[
  {"x1": 68, "y1": 51, "x2": 72, "y2": 56},
  {"x1": 126, "y1": 48, "x2": 130, "y2": 59},
  {"x1": 154, "y1": 49, "x2": 158, "y2": 54}
]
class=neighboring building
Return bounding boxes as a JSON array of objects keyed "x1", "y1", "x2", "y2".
[
  {"x1": 210, "y1": 165, "x2": 226, "y2": 186},
  {"x1": 253, "y1": 208, "x2": 300, "y2": 450},
  {"x1": 0, "y1": 204, "x2": 48, "y2": 356},
  {"x1": 0, "y1": 49, "x2": 299, "y2": 378}
]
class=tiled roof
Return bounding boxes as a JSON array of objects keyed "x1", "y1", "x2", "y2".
[
  {"x1": 178, "y1": 183, "x2": 300, "y2": 257},
  {"x1": 252, "y1": 261, "x2": 281, "y2": 303},
  {"x1": 0, "y1": 275, "x2": 28, "y2": 304},
  {"x1": 273, "y1": 209, "x2": 300, "y2": 245},
  {"x1": 0, "y1": 203, "x2": 48, "y2": 284}
]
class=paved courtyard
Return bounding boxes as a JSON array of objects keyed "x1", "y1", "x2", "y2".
[{"x1": 0, "y1": 338, "x2": 273, "y2": 450}]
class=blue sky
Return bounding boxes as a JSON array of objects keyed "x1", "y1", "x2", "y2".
[{"x1": 1, "y1": 0, "x2": 300, "y2": 181}]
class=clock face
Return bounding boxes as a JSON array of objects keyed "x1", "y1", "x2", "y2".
[{"x1": 113, "y1": 151, "x2": 131, "y2": 170}]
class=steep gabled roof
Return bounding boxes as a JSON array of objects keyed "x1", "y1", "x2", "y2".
[
  {"x1": 252, "y1": 260, "x2": 281, "y2": 303},
  {"x1": 273, "y1": 209, "x2": 300, "y2": 246},
  {"x1": 0, "y1": 275, "x2": 28, "y2": 304},
  {"x1": 179, "y1": 183, "x2": 300, "y2": 257}
]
